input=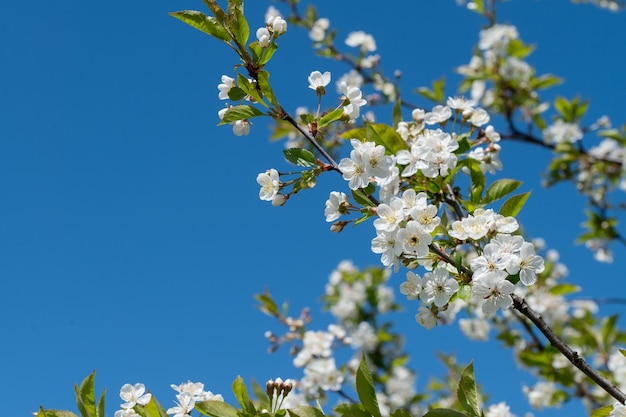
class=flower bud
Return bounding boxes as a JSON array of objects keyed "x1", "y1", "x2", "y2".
[
  {"x1": 330, "y1": 221, "x2": 348, "y2": 233},
  {"x1": 272, "y1": 194, "x2": 288, "y2": 206}
]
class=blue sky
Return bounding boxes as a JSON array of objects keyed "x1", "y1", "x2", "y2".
[{"x1": 2, "y1": 1, "x2": 626, "y2": 416}]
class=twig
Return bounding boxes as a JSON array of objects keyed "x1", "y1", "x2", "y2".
[{"x1": 511, "y1": 294, "x2": 626, "y2": 404}]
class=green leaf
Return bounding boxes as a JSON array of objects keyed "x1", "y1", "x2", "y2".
[
  {"x1": 531, "y1": 74, "x2": 562, "y2": 90},
  {"x1": 415, "y1": 77, "x2": 445, "y2": 103},
  {"x1": 484, "y1": 179, "x2": 522, "y2": 204},
  {"x1": 169, "y1": 10, "x2": 230, "y2": 43},
  {"x1": 548, "y1": 283, "x2": 580, "y2": 296},
  {"x1": 318, "y1": 107, "x2": 345, "y2": 129},
  {"x1": 283, "y1": 148, "x2": 317, "y2": 167},
  {"x1": 196, "y1": 401, "x2": 240, "y2": 417},
  {"x1": 288, "y1": 406, "x2": 326, "y2": 417},
  {"x1": 96, "y1": 387, "x2": 106, "y2": 417},
  {"x1": 220, "y1": 105, "x2": 265, "y2": 124},
  {"x1": 232, "y1": 376, "x2": 255, "y2": 414},
  {"x1": 352, "y1": 188, "x2": 376, "y2": 208},
  {"x1": 257, "y1": 42, "x2": 278, "y2": 66},
  {"x1": 229, "y1": 6, "x2": 249, "y2": 46},
  {"x1": 36, "y1": 409, "x2": 80, "y2": 417},
  {"x1": 258, "y1": 70, "x2": 278, "y2": 107},
  {"x1": 236, "y1": 73, "x2": 266, "y2": 106},
  {"x1": 457, "y1": 285, "x2": 471, "y2": 302},
  {"x1": 355, "y1": 354, "x2": 381, "y2": 417},
  {"x1": 227, "y1": 87, "x2": 248, "y2": 101},
  {"x1": 465, "y1": 159, "x2": 485, "y2": 204},
  {"x1": 423, "y1": 409, "x2": 468, "y2": 417},
  {"x1": 364, "y1": 123, "x2": 407, "y2": 154},
  {"x1": 255, "y1": 291, "x2": 279, "y2": 316},
  {"x1": 75, "y1": 372, "x2": 97, "y2": 417},
  {"x1": 390, "y1": 409, "x2": 413, "y2": 417},
  {"x1": 203, "y1": 0, "x2": 227, "y2": 26},
  {"x1": 334, "y1": 404, "x2": 371, "y2": 417},
  {"x1": 591, "y1": 405, "x2": 613, "y2": 417},
  {"x1": 620, "y1": 348, "x2": 626, "y2": 358},
  {"x1": 499, "y1": 191, "x2": 531, "y2": 217},
  {"x1": 601, "y1": 315, "x2": 619, "y2": 346},
  {"x1": 457, "y1": 362, "x2": 481, "y2": 417},
  {"x1": 392, "y1": 98, "x2": 402, "y2": 127},
  {"x1": 143, "y1": 396, "x2": 169, "y2": 417}
]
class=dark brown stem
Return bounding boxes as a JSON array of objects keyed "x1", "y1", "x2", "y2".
[{"x1": 511, "y1": 294, "x2": 626, "y2": 404}]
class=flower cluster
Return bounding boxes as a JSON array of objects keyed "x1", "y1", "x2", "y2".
[{"x1": 166, "y1": 381, "x2": 224, "y2": 417}]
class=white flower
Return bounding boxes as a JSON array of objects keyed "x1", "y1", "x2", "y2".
[
  {"x1": 325, "y1": 191, "x2": 349, "y2": 222},
  {"x1": 303, "y1": 358, "x2": 344, "y2": 392},
  {"x1": 523, "y1": 381, "x2": 558, "y2": 410},
  {"x1": 374, "y1": 199, "x2": 405, "y2": 232},
  {"x1": 543, "y1": 120, "x2": 583, "y2": 144},
  {"x1": 217, "y1": 75, "x2": 235, "y2": 100},
  {"x1": 256, "y1": 27, "x2": 271, "y2": 47},
  {"x1": 309, "y1": 18, "x2": 329, "y2": 42},
  {"x1": 257, "y1": 169, "x2": 280, "y2": 201},
  {"x1": 345, "y1": 31, "x2": 376, "y2": 52},
  {"x1": 459, "y1": 318, "x2": 491, "y2": 341},
  {"x1": 485, "y1": 402, "x2": 516, "y2": 417},
  {"x1": 478, "y1": 24, "x2": 519, "y2": 54},
  {"x1": 371, "y1": 229, "x2": 403, "y2": 267},
  {"x1": 120, "y1": 383, "x2": 152, "y2": 409},
  {"x1": 115, "y1": 409, "x2": 140, "y2": 417},
  {"x1": 397, "y1": 220, "x2": 432, "y2": 257},
  {"x1": 506, "y1": 242, "x2": 545, "y2": 286},
  {"x1": 232, "y1": 119, "x2": 250, "y2": 136},
  {"x1": 342, "y1": 85, "x2": 367, "y2": 120},
  {"x1": 420, "y1": 265, "x2": 459, "y2": 307},
  {"x1": 349, "y1": 322, "x2": 378, "y2": 352},
  {"x1": 409, "y1": 204, "x2": 440, "y2": 233},
  {"x1": 469, "y1": 107, "x2": 490, "y2": 126},
  {"x1": 166, "y1": 392, "x2": 195, "y2": 417},
  {"x1": 423, "y1": 105, "x2": 452, "y2": 125},
  {"x1": 308, "y1": 70, "x2": 331, "y2": 94},
  {"x1": 271, "y1": 17, "x2": 287, "y2": 35},
  {"x1": 416, "y1": 306, "x2": 437, "y2": 329},
  {"x1": 472, "y1": 272, "x2": 515, "y2": 315},
  {"x1": 400, "y1": 271, "x2": 422, "y2": 300}
]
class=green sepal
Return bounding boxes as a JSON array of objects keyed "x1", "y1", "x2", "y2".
[
  {"x1": 483, "y1": 179, "x2": 522, "y2": 204},
  {"x1": 355, "y1": 353, "x2": 382, "y2": 417},
  {"x1": 196, "y1": 400, "x2": 240, "y2": 417},
  {"x1": 219, "y1": 105, "x2": 265, "y2": 124},
  {"x1": 283, "y1": 148, "x2": 317, "y2": 167},
  {"x1": 498, "y1": 191, "x2": 531, "y2": 217},
  {"x1": 457, "y1": 362, "x2": 481, "y2": 417},
  {"x1": 169, "y1": 10, "x2": 231, "y2": 43}
]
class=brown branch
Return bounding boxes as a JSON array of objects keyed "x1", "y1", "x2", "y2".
[{"x1": 511, "y1": 293, "x2": 626, "y2": 404}]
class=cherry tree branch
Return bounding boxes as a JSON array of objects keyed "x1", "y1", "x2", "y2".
[{"x1": 511, "y1": 293, "x2": 626, "y2": 404}]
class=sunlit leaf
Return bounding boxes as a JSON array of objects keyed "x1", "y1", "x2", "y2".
[
  {"x1": 355, "y1": 354, "x2": 381, "y2": 417},
  {"x1": 499, "y1": 191, "x2": 531, "y2": 217},
  {"x1": 457, "y1": 362, "x2": 480, "y2": 417},
  {"x1": 169, "y1": 10, "x2": 230, "y2": 43},
  {"x1": 196, "y1": 400, "x2": 240, "y2": 417},
  {"x1": 219, "y1": 105, "x2": 265, "y2": 124},
  {"x1": 484, "y1": 179, "x2": 522, "y2": 204},
  {"x1": 284, "y1": 148, "x2": 317, "y2": 167}
]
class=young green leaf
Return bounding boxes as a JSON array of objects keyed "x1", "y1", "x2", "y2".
[
  {"x1": 36, "y1": 409, "x2": 80, "y2": 417},
  {"x1": 355, "y1": 354, "x2": 381, "y2": 417},
  {"x1": 318, "y1": 107, "x2": 345, "y2": 129},
  {"x1": 288, "y1": 406, "x2": 326, "y2": 417},
  {"x1": 229, "y1": 6, "x2": 249, "y2": 46},
  {"x1": 334, "y1": 404, "x2": 371, "y2": 417},
  {"x1": 457, "y1": 362, "x2": 481, "y2": 417},
  {"x1": 97, "y1": 387, "x2": 106, "y2": 417},
  {"x1": 75, "y1": 372, "x2": 97, "y2": 417},
  {"x1": 591, "y1": 405, "x2": 613, "y2": 417},
  {"x1": 142, "y1": 396, "x2": 169, "y2": 417},
  {"x1": 499, "y1": 191, "x2": 531, "y2": 217},
  {"x1": 257, "y1": 70, "x2": 278, "y2": 107},
  {"x1": 219, "y1": 105, "x2": 265, "y2": 124},
  {"x1": 484, "y1": 179, "x2": 522, "y2": 204},
  {"x1": 255, "y1": 291, "x2": 280, "y2": 316},
  {"x1": 284, "y1": 148, "x2": 317, "y2": 167},
  {"x1": 196, "y1": 400, "x2": 240, "y2": 417},
  {"x1": 364, "y1": 123, "x2": 407, "y2": 154},
  {"x1": 423, "y1": 409, "x2": 468, "y2": 417},
  {"x1": 169, "y1": 11, "x2": 231, "y2": 43},
  {"x1": 232, "y1": 376, "x2": 255, "y2": 414}
]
